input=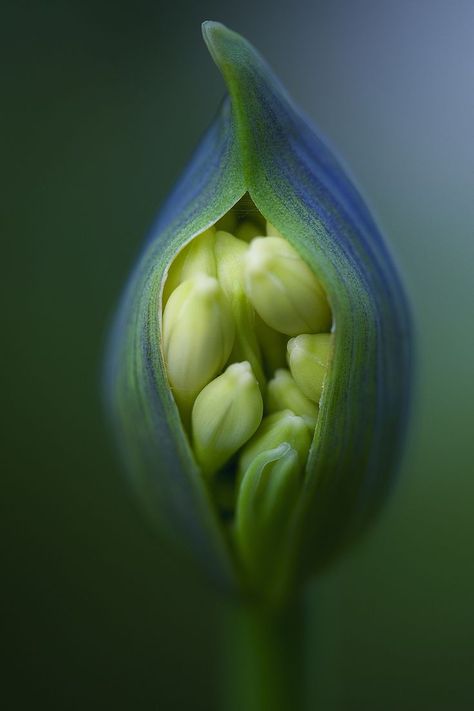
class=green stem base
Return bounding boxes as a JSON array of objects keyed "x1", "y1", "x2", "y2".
[{"x1": 219, "y1": 597, "x2": 305, "y2": 711}]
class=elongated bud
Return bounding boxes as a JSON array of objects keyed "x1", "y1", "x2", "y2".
[
  {"x1": 267, "y1": 369, "x2": 318, "y2": 430},
  {"x1": 215, "y1": 230, "x2": 247, "y2": 294},
  {"x1": 192, "y1": 361, "x2": 263, "y2": 477},
  {"x1": 235, "y1": 219, "x2": 262, "y2": 243},
  {"x1": 162, "y1": 275, "x2": 234, "y2": 416},
  {"x1": 244, "y1": 236, "x2": 331, "y2": 335},
  {"x1": 238, "y1": 409, "x2": 310, "y2": 481},
  {"x1": 287, "y1": 333, "x2": 333, "y2": 404},
  {"x1": 235, "y1": 443, "x2": 301, "y2": 591},
  {"x1": 163, "y1": 227, "x2": 216, "y2": 304},
  {"x1": 215, "y1": 231, "x2": 265, "y2": 386}
]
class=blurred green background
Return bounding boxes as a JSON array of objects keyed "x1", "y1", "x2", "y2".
[{"x1": 2, "y1": 1, "x2": 473, "y2": 708}]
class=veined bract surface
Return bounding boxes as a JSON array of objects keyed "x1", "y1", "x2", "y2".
[{"x1": 104, "y1": 22, "x2": 412, "y2": 606}]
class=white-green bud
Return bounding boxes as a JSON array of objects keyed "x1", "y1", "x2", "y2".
[
  {"x1": 267, "y1": 369, "x2": 318, "y2": 430},
  {"x1": 243, "y1": 236, "x2": 331, "y2": 335},
  {"x1": 238, "y1": 409, "x2": 311, "y2": 482},
  {"x1": 235, "y1": 219, "x2": 262, "y2": 243},
  {"x1": 162, "y1": 227, "x2": 216, "y2": 304},
  {"x1": 215, "y1": 231, "x2": 265, "y2": 386},
  {"x1": 162, "y1": 274, "x2": 235, "y2": 415},
  {"x1": 235, "y1": 442, "x2": 301, "y2": 589},
  {"x1": 192, "y1": 361, "x2": 263, "y2": 477},
  {"x1": 287, "y1": 333, "x2": 333, "y2": 404},
  {"x1": 214, "y1": 230, "x2": 247, "y2": 296}
]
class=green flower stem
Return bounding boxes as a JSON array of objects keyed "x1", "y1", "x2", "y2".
[{"x1": 219, "y1": 598, "x2": 306, "y2": 711}]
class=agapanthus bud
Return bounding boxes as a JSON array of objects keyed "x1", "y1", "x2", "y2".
[
  {"x1": 235, "y1": 219, "x2": 262, "y2": 243},
  {"x1": 243, "y1": 236, "x2": 331, "y2": 336},
  {"x1": 162, "y1": 275, "x2": 234, "y2": 415},
  {"x1": 238, "y1": 410, "x2": 311, "y2": 481},
  {"x1": 192, "y1": 361, "x2": 263, "y2": 477},
  {"x1": 267, "y1": 369, "x2": 318, "y2": 430},
  {"x1": 215, "y1": 231, "x2": 265, "y2": 386},
  {"x1": 214, "y1": 230, "x2": 247, "y2": 294},
  {"x1": 287, "y1": 333, "x2": 333, "y2": 404},
  {"x1": 105, "y1": 21, "x2": 412, "y2": 603},
  {"x1": 162, "y1": 227, "x2": 216, "y2": 305},
  {"x1": 235, "y1": 443, "x2": 301, "y2": 591}
]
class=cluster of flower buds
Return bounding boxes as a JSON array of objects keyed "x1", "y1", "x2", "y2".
[{"x1": 161, "y1": 205, "x2": 333, "y2": 590}]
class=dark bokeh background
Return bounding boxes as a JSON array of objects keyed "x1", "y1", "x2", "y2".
[{"x1": 2, "y1": 1, "x2": 473, "y2": 709}]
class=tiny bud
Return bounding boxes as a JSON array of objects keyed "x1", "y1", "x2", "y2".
[
  {"x1": 287, "y1": 333, "x2": 333, "y2": 404},
  {"x1": 162, "y1": 275, "x2": 234, "y2": 415},
  {"x1": 192, "y1": 362, "x2": 263, "y2": 477},
  {"x1": 162, "y1": 227, "x2": 216, "y2": 304},
  {"x1": 215, "y1": 231, "x2": 265, "y2": 386},
  {"x1": 235, "y1": 219, "x2": 262, "y2": 242},
  {"x1": 243, "y1": 236, "x2": 331, "y2": 335},
  {"x1": 215, "y1": 230, "x2": 247, "y2": 296},
  {"x1": 235, "y1": 443, "x2": 301, "y2": 590},
  {"x1": 238, "y1": 409, "x2": 311, "y2": 482},
  {"x1": 267, "y1": 369, "x2": 318, "y2": 430}
]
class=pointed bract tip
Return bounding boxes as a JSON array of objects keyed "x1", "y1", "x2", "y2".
[
  {"x1": 201, "y1": 20, "x2": 254, "y2": 70},
  {"x1": 202, "y1": 20, "x2": 230, "y2": 43}
]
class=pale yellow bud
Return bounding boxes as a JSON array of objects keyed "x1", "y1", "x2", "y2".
[
  {"x1": 192, "y1": 362, "x2": 263, "y2": 477},
  {"x1": 162, "y1": 227, "x2": 216, "y2": 304},
  {"x1": 235, "y1": 219, "x2": 262, "y2": 243},
  {"x1": 238, "y1": 409, "x2": 311, "y2": 481},
  {"x1": 243, "y1": 236, "x2": 331, "y2": 335},
  {"x1": 214, "y1": 230, "x2": 247, "y2": 296},
  {"x1": 162, "y1": 275, "x2": 234, "y2": 415},
  {"x1": 287, "y1": 333, "x2": 333, "y2": 404},
  {"x1": 267, "y1": 369, "x2": 318, "y2": 430},
  {"x1": 215, "y1": 231, "x2": 265, "y2": 386}
]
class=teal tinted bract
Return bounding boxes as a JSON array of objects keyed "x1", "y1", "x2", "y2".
[{"x1": 104, "y1": 22, "x2": 412, "y2": 598}]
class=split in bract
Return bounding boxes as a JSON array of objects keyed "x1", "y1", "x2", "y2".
[{"x1": 161, "y1": 195, "x2": 334, "y2": 592}]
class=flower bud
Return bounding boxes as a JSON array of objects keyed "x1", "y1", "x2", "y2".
[
  {"x1": 106, "y1": 21, "x2": 412, "y2": 601},
  {"x1": 267, "y1": 369, "x2": 318, "y2": 430},
  {"x1": 235, "y1": 443, "x2": 301, "y2": 591},
  {"x1": 162, "y1": 227, "x2": 216, "y2": 304},
  {"x1": 162, "y1": 274, "x2": 234, "y2": 415},
  {"x1": 192, "y1": 361, "x2": 263, "y2": 477},
  {"x1": 238, "y1": 410, "x2": 310, "y2": 482},
  {"x1": 287, "y1": 333, "x2": 333, "y2": 404},
  {"x1": 235, "y1": 219, "x2": 262, "y2": 243},
  {"x1": 215, "y1": 230, "x2": 247, "y2": 294},
  {"x1": 215, "y1": 231, "x2": 265, "y2": 386},
  {"x1": 243, "y1": 236, "x2": 331, "y2": 336}
]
